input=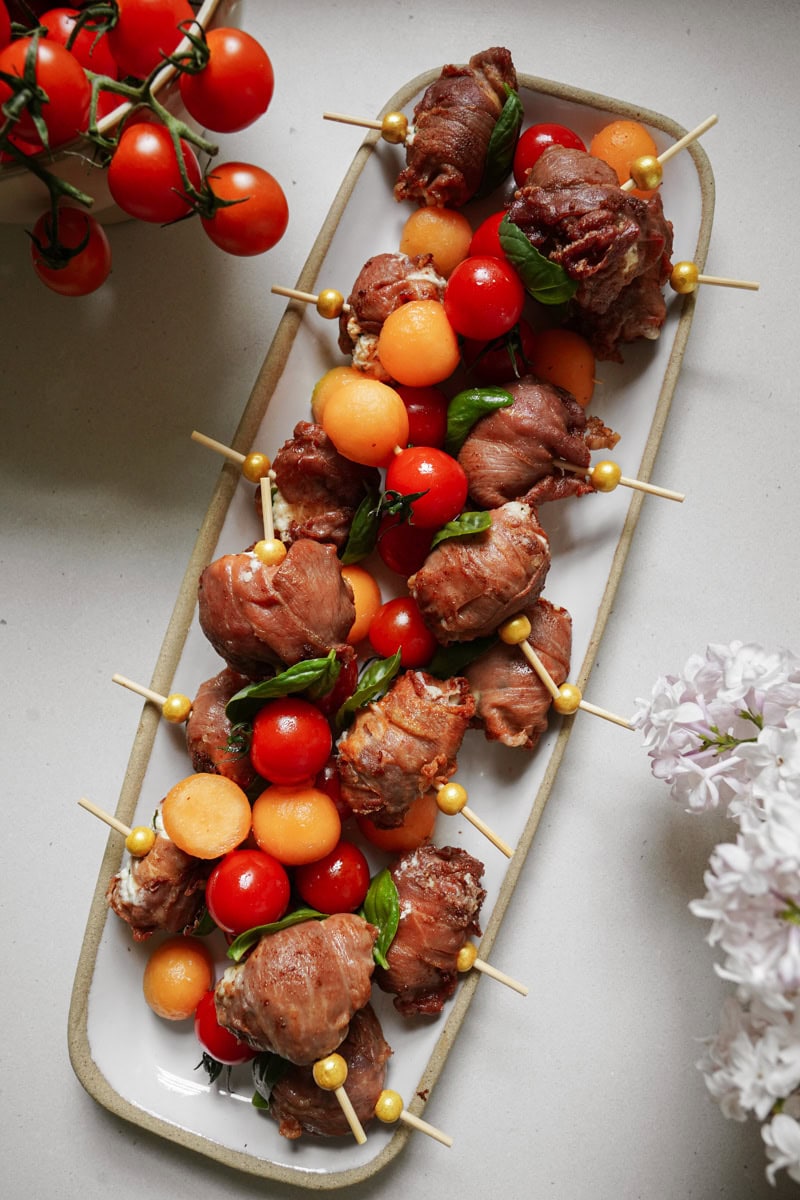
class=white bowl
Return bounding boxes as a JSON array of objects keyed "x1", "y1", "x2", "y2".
[{"x1": 0, "y1": 0, "x2": 237, "y2": 225}]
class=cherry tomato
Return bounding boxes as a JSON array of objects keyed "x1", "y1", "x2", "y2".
[
  {"x1": 314, "y1": 757, "x2": 351, "y2": 824},
  {"x1": 200, "y1": 162, "x2": 288, "y2": 256},
  {"x1": 311, "y1": 653, "x2": 358, "y2": 719},
  {"x1": 106, "y1": 0, "x2": 193, "y2": 80},
  {"x1": 468, "y1": 210, "x2": 506, "y2": 259},
  {"x1": 194, "y1": 990, "x2": 257, "y2": 1065},
  {"x1": 462, "y1": 317, "x2": 539, "y2": 384},
  {"x1": 385, "y1": 445, "x2": 468, "y2": 530},
  {"x1": 205, "y1": 848, "x2": 291, "y2": 936},
  {"x1": 443, "y1": 256, "x2": 525, "y2": 342},
  {"x1": 108, "y1": 122, "x2": 202, "y2": 223},
  {"x1": 294, "y1": 840, "x2": 370, "y2": 915},
  {"x1": 368, "y1": 597, "x2": 437, "y2": 668},
  {"x1": 513, "y1": 122, "x2": 587, "y2": 187},
  {"x1": 250, "y1": 697, "x2": 332, "y2": 786},
  {"x1": 0, "y1": 36, "x2": 90, "y2": 148},
  {"x1": 395, "y1": 384, "x2": 448, "y2": 448},
  {"x1": 40, "y1": 7, "x2": 118, "y2": 77},
  {"x1": 376, "y1": 513, "x2": 434, "y2": 576},
  {"x1": 179, "y1": 28, "x2": 274, "y2": 133},
  {"x1": 30, "y1": 205, "x2": 111, "y2": 296},
  {"x1": 0, "y1": 3, "x2": 11, "y2": 51}
]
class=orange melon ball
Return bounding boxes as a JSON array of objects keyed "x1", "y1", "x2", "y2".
[
  {"x1": 142, "y1": 936, "x2": 214, "y2": 1021},
  {"x1": 528, "y1": 328, "x2": 597, "y2": 408},
  {"x1": 589, "y1": 119, "x2": 659, "y2": 199},
  {"x1": 341, "y1": 564, "x2": 382, "y2": 645},
  {"x1": 321, "y1": 375, "x2": 409, "y2": 467},
  {"x1": 399, "y1": 207, "x2": 473, "y2": 277},
  {"x1": 251, "y1": 784, "x2": 342, "y2": 866},
  {"x1": 161, "y1": 773, "x2": 252, "y2": 859},
  {"x1": 311, "y1": 364, "x2": 362, "y2": 424},
  {"x1": 377, "y1": 299, "x2": 460, "y2": 387},
  {"x1": 355, "y1": 791, "x2": 438, "y2": 854}
]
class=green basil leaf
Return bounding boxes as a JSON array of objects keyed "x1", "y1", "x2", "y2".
[
  {"x1": 427, "y1": 635, "x2": 497, "y2": 678},
  {"x1": 430, "y1": 510, "x2": 492, "y2": 549},
  {"x1": 340, "y1": 489, "x2": 381, "y2": 564},
  {"x1": 225, "y1": 651, "x2": 340, "y2": 724},
  {"x1": 252, "y1": 1051, "x2": 289, "y2": 1108},
  {"x1": 360, "y1": 867, "x2": 400, "y2": 969},
  {"x1": 227, "y1": 908, "x2": 326, "y2": 962},
  {"x1": 498, "y1": 215, "x2": 577, "y2": 305},
  {"x1": 192, "y1": 907, "x2": 218, "y2": 937},
  {"x1": 478, "y1": 86, "x2": 524, "y2": 197},
  {"x1": 334, "y1": 650, "x2": 402, "y2": 731},
  {"x1": 196, "y1": 1051, "x2": 225, "y2": 1084},
  {"x1": 445, "y1": 386, "x2": 514, "y2": 455}
]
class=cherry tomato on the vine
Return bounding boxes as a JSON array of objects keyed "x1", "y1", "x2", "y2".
[
  {"x1": 385, "y1": 445, "x2": 468, "y2": 530},
  {"x1": 513, "y1": 122, "x2": 586, "y2": 187},
  {"x1": 40, "y1": 7, "x2": 119, "y2": 77},
  {"x1": 205, "y1": 847, "x2": 291, "y2": 935},
  {"x1": 294, "y1": 840, "x2": 371, "y2": 915},
  {"x1": 200, "y1": 162, "x2": 288, "y2": 256},
  {"x1": 108, "y1": 122, "x2": 202, "y2": 223},
  {"x1": 395, "y1": 384, "x2": 449, "y2": 448},
  {"x1": 30, "y1": 205, "x2": 112, "y2": 296},
  {"x1": 376, "y1": 514, "x2": 434, "y2": 576},
  {"x1": 250, "y1": 697, "x2": 332, "y2": 786},
  {"x1": 468, "y1": 210, "x2": 506, "y2": 260},
  {"x1": 444, "y1": 255, "x2": 525, "y2": 342},
  {"x1": 179, "y1": 28, "x2": 274, "y2": 133},
  {"x1": 0, "y1": 36, "x2": 90, "y2": 148},
  {"x1": 368, "y1": 596, "x2": 437, "y2": 669},
  {"x1": 194, "y1": 990, "x2": 257, "y2": 1066},
  {"x1": 106, "y1": 0, "x2": 194, "y2": 80}
]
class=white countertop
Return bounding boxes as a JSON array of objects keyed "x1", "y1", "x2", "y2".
[{"x1": 2, "y1": 1, "x2": 799, "y2": 1196}]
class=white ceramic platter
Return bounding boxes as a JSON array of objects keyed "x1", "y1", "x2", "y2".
[{"x1": 69, "y1": 63, "x2": 714, "y2": 1190}]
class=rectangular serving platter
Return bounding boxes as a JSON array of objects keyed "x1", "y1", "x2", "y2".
[{"x1": 68, "y1": 63, "x2": 714, "y2": 1190}]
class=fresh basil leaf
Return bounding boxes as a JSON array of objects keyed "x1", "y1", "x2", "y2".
[
  {"x1": 430, "y1": 510, "x2": 492, "y2": 549},
  {"x1": 196, "y1": 1051, "x2": 225, "y2": 1084},
  {"x1": 360, "y1": 867, "x2": 400, "y2": 969},
  {"x1": 227, "y1": 908, "x2": 326, "y2": 962},
  {"x1": 192, "y1": 907, "x2": 218, "y2": 937},
  {"x1": 445, "y1": 386, "x2": 514, "y2": 456},
  {"x1": 252, "y1": 1051, "x2": 289, "y2": 1108},
  {"x1": 478, "y1": 86, "x2": 523, "y2": 197},
  {"x1": 427, "y1": 635, "x2": 497, "y2": 678},
  {"x1": 498, "y1": 215, "x2": 577, "y2": 305},
  {"x1": 334, "y1": 650, "x2": 402, "y2": 731},
  {"x1": 225, "y1": 651, "x2": 340, "y2": 724},
  {"x1": 340, "y1": 489, "x2": 381, "y2": 564}
]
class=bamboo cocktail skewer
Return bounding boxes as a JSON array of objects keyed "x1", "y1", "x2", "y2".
[
  {"x1": 313, "y1": 1055, "x2": 367, "y2": 1144},
  {"x1": 620, "y1": 114, "x2": 718, "y2": 192},
  {"x1": 78, "y1": 797, "x2": 156, "y2": 856},
  {"x1": 456, "y1": 942, "x2": 529, "y2": 996},
  {"x1": 112, "y1": 674, "x2": 192, "y2": 722},
  {"x1": 373, "y1": 1090, "x2": 453, "y2": 1146},
  {"x1": 436, "y1": 782, "x2": 513, "y2": 858},
  {"x1": 553, "y1": 459, "x2": 685, "y2": 502},
  {"x1": 191, "y1": 429, "x2": 272, "y2": 483}
]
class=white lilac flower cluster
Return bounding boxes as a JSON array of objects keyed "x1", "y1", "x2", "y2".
[{"x1": 633, "y1": 642, "x2": 800, "y2": 1186}]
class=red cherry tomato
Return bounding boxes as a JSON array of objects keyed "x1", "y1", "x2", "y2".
[
  {"x1": 201, "y1": 162, "x2": 288, "y2": 256},
  {"x1": 462, "y1": 317, "x2": 539, "y2": 384},
  {"x1": 513, "y1": 122, "x2": 587, "y2": 187},
  {"x1": 384, "y1": 445, "x2": 468, "y2": 530},
  {"x1": 108, "y1": 122, "x2": 202, "y2": 223},
  {"x1": 368, "y1": 596, "x2": 437, "y2": 668},
  {"x1": 194, "y1": 990, "x2": 257, "y2": 1065},
  {"x1": 376, "y1": 514, "x2": 434, "y2": 576},
  {"x1": 106, "y1": 0, "x2": 193, "y2": 79},
  {"x1": 179, "y1": 28, "x2": 274, "y2": 133},
  {"x1": 249, "y1": 697, "x2": 333, "y2": 785},
  {"x1": 40, "y1": 7, "x2": 118, "y2": 77},
  {"x1": 395, "y1": 384, "x2": 449, "y2": 448},
  {"x1": 312, "y1": 653, "x2": 359, "y2": 719},
  {"x1": 468, "y1": 211, "x2": 506, "y2": 259},
  {"x1": 0, "y1": 36, "x2": 90, "y2": 148},
  {"x1": 443, "y1": 256, "x2": 525, "y2": 342},
  {"x1": 294, "y1": 840, "x2": 370, "y2": 915},
  {"x1": 314, "y1": 757, "x2": 351, "y2": 823},
  {"x1": 30, "y1": 205, "x2": 111, "y2": 297},
  {"x1": 205, "y1": 848, "x2": 291, "y2": 935}
]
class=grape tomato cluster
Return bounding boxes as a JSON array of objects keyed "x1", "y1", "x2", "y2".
[{"x1": 0, "y1": 0, "x2": 289, "y2": 295}]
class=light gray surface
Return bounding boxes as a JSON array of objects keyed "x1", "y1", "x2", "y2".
[{"x1": 1, "y1": 1, "x2": 799, "y2": 1196}]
